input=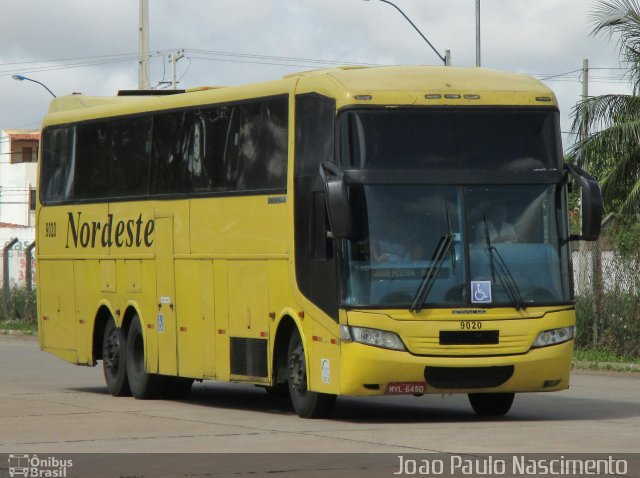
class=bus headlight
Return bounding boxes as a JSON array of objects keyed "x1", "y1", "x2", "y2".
[
  {"x1": 340, "y1": 326, "x2": 406, "y2": 351},
  {"x1": 532, "y1": 326, "x2": 575, "y2": 348}
]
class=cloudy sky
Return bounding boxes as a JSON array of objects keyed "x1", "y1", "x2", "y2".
[{"x1": 0, "y1": 0, "x2": 633, "y2": 150}]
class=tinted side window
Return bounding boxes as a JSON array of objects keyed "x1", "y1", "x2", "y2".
[
  {"x1": 151, "y1": 112, "x2": 192, "y2": 194},
  {"x1": 295, "y1": 94, "x2": 335, "y2": 176},
  {"x1": 293, "y1": 93, "x2": 338, "y2": 320},
  {"x1": 191, "y1": 107, "x2": 232, "y2": 193},
  {"x1": 224, "y1": 97, "x2": 288, "y2": 192},
  {"x1": 112, "y1": 117, "x2": 151, "y2": 197},
  {"x1": 75, "y1": 122, "x2": 111, "y2": 199},
  {"x1": 41, "y1": 126, "x2": 76, "y2": 203}
]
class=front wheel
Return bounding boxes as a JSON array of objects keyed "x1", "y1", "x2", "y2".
[
  {"x1": 468, "y1": 393, "x2": 515, "y2": 416},
  {"x1": 126, "y1": 315, "x2": 164, "y2": 399},
  {"x1": 287, "y1": 330, "x2": 336, "y2": 418},
  {"x1": 102, "y1": 319, "x2": 131, "y2": 397}
]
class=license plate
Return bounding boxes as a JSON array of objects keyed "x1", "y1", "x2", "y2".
[{"x1": 386, "y1": 382, "x2": 426, "y2": 395}]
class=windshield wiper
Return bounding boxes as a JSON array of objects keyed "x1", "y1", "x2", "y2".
[
  {"x1": 445, "y1": 203, "x2": 456, "y2": 275},
  {"x1": 410, "y1": 233, "x2": 454, "y2": 313},
  {"x1": 482, "y1": 216, "x2": 525, "y2": 311}
]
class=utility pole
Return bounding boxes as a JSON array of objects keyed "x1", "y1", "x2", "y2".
[
  {"x1": 578, "y1": 59, "x2": 589, "y2": 301},
  {"x1": 580, "y1": 59, "x2": 589, "y2": 164},
  {"x1": 579, "y1": 59, "x2": 601, "y2": 347},
  {"x1": 170, "y1": 50, "x2": 185, "y2": 89},
  {"x1": 476, "y1": 0, "x2": 481, "y2": 66},
  {"x1": 138, "y1": 0, "x2": 150, "y2": 90}
]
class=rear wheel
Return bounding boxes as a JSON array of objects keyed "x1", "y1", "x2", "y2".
[
  {"x1": 468, "y1": 393, "x2": 515, "y2": 416},
  {"x1": 102, "y1": 319, "x2": 131, "y2": 397},
  {"x1": 287, "y1": 330, "x2": 336, "y2": 418},
  {"x1": 126, "y1": 315, "x2": 164, "y2": 399}
]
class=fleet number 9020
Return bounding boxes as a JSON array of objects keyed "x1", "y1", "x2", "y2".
[
  {"x1": 45, "y1": 222, "x2": 56, "y2": 238},
  {"x1": 460, "y1": 321, "x2": 482, "y2": 330}
]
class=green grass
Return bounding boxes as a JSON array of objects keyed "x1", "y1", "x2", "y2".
[
  {"x1": 0, "y1": 320, "x2": 37, "y2": 335},
  {"x1": 573, "y1": 348, "x2": 640, "y2": 372},
  {"x1": 574, "y1": 348, "x2": 640, "y2": 365}
]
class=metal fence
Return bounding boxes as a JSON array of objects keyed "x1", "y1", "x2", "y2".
[
  {"x1": 0, "y1": 242, "x2": 36, "y2": 290},
  {"x1": 0, "y1": 239, "x2": 36, "y2": 321},
  {"x1": 572, "y1": 236, "x2": 640, "y2": 356}
]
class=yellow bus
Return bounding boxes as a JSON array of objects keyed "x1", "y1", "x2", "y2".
[{"x1": 37, "y1": 66, "x2": 602, "y2": 418}]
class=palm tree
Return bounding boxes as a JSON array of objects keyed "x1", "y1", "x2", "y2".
[{"x1": 570, "y1": 0, "x2": 640, "y2": 215}]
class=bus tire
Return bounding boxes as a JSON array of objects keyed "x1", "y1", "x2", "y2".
[
  {"x1": 126, "y1": 315, "x2": 164, "y2": 399},
  {"x1": 102, "y1": 319, "x2": 131, "y2": 397},
  {"x1": 162, "y1": 377, "x2": 194, "y2": 399},
  {"x1": 287, "y1": 330, "x2": 336, "y2": 418},
  {"x1": 468, "y1": 393, "x2": 515, "y2": 416}
]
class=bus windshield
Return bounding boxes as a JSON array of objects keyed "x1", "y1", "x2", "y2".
[
  {"x1": 340, "y1": 108, "x2": 561, "y2": 171},
  {"x1": 342, "y1": 184, "x2": 571, "y2": 308},
  {"x1": 339, "y1": 108, "x2": 571, "y2": 309}
]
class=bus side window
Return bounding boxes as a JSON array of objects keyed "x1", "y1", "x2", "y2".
[
  {"x1": 232, "y1": 101, "x2": 262, "y2": 192},
  {"x1": 75, "y1": 123, "x2": 111, "y2": 200},
  {"x1": 294, "y1": 93, "x2": 338, "y2": 319},
  {"x1": 260, "y1": 97, "x2": 288, "y2": 190},
  {"x1": 222, "y1": 97, "x2": 288, "y2": 193},
  {"x1": 193, "y1": 106, "x2": 231, "y2": 193},
  {"x1": 221, "y1": 106, "x2": 241, "y2": 191},
  {"x1": 111, "y1": 117, "x2": 151, "y2": 197},
  {"x1": 151, "y1": 112, "x2": 192, "y2": 195},
  {"x1": 41, "y1": 127, "x2": 75, "y2": 203}
]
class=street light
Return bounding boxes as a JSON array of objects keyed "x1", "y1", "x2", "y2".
[
  {"x1": 365, "y1": 0, "x2": 450, "y2": 65},
  {"x1": 12, "y1": 74, "x2": 57, "y2": 98},
  {"x1": 476, "y1": 0, "x2": 481, "y2": 66}
]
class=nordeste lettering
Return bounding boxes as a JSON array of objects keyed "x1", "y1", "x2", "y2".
[{"x1": 66, "y1": 212, "x2": 155, "y2": 248}]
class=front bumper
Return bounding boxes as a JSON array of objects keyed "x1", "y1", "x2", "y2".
[{"x1": 339, "y1": 339, "x2": 573, "y2": 396}]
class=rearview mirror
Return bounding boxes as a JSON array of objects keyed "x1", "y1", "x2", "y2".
[
  {"x1": 565, "y1": 164, "x2": 603, "y2": 241},
  {"x1": 319, "y1": 162, "x2": 353, "y2": 239}
]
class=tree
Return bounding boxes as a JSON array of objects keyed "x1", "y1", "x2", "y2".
[{"x1": 569, "y1": 0, "x2": 640, "y2": 215}]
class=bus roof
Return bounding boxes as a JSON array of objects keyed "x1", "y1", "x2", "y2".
[
  {"x1": 290, "y1": 66, "x2": 556, "y2": 108},
  {"x1": 289, "y1": 65, "x2": 547, "y2": 93},
  {"x1": 42, "y1": 66, "x2": 556, "y2": 127}
]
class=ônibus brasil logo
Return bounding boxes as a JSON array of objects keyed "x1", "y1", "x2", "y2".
[{"x1": 8, "y1": 454, "x2": 73, "y2": 477}]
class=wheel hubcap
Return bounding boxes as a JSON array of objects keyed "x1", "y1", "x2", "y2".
[
  {"x1": 104, "y1": 332, "x2": 120, "y2": 372},
  {"x1": 289, "y1": 344, "x2": 307, "y2": 394}
]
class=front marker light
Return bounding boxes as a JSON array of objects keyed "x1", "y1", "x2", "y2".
[
  {"x1": 340, "y1": 325, "x2": 406, "y2": 351},
  {"x1": 532, "y1": 326, "x2": 575, "y2": 348}
]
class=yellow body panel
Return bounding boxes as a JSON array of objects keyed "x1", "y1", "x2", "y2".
[{"x1": 36, "y1": 65, "x2": 572, "y2": 402}]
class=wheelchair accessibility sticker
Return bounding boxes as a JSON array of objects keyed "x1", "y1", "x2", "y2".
[{"x1": 471, "y1": 281, "x2": 492, "y2": 304}]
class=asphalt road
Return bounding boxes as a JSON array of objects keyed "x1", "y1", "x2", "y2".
[{"x1": 0, "y1": 334, "x2": 638, "y2": 476}]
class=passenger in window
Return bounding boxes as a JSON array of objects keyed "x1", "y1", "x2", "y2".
[
  {"x1": 475, "y1": 204, "x2": 518, "y2": 243},
  {"x1": 371, "y1": 217, "x2": 422, "y2": 261}
]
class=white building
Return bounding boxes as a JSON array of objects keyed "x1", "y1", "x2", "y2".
[{"x1": 0, "y1": 129, "x2": 38, "y2": 286}]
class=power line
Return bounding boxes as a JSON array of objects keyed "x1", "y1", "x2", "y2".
[
  {"x1": 0, "y1": 52, "x2": 142, "y2": 67},
  {"x1": 184, "y1": 48, "x2": 379, "y2": 67}
]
